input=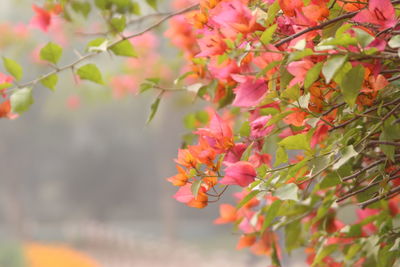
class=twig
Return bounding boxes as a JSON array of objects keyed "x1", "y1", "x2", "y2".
[
  {"x1": 368, "y1": 141, "x2": 400, "y2": 147},
  {"x1": 330, "y1": 97, "x2": 400, "y2": 131},
  {"x1": 342, "y1": 159, "x2": 385, "y2": 181},
  {"x1": 359, "y1": 185, "x2": 400, "y2": 209},
  {"x1": 7, "y1": 4, "x2": 200, "y2": 93},
  {"x1": 274, "y1": 11, "x2": 358, "y2": 47},
  {"x1": 337, "y1": 174, "x2": 400, "y2": 202}
]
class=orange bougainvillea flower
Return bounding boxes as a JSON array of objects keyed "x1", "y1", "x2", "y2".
[
  {"x1": 0, "y1": 99, "x2": 12, "y2": 119},
  {"x1": 302, "y1": 0, "x2": 329, "y2": 22},
  {"x1": 337, "y1": 0, "x2": 368, "y2": 11},
  {"x1": 24, "y1": 243, "x2": 99, "y2": 267},
  {"x1": 167, "y1": 165, "x2": 189, "y2": 186},
  {"x1": 249, "y1": 231, "x2": 278, "y2": 256},
  {"x1": 175, "y1": 148, "x2": 198, "y2": 168},
  {"x1": 214, "y1": 203, "x2": 237, "y2": 224},
  {"x1": 279, "y1": 0, "x2": 303, "y2": 17},
  {"x1": 236, "y1": 234, "x2": 256, "y2": 249},
  {"x1": 283, "y1": 108, "x2": 307, "y2": 127}
]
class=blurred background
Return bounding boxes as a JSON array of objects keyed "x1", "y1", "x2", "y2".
[{"x1": 0, "y1": 0, "x2": 277, "y2": 266}]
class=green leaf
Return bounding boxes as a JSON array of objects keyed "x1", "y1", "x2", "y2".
[
  {"x1": 288, "y1": 48, "x2": 313, "y2": 62},
  {"x1": 240, "y1": 142, "x2": 254, "y2": 161},
  {"x1": 320, "y1": 173, "x2": 341, "y2": 189},
  {"x1": 146, "y1": 97, "x2": 161, "y2": 124},
  {"x1": 237, "y1": 190, "x2": 260, "y2": 209},
  {"x1": 346, "y1": 243, "x2": 362, "y2": 260},
  {"x1": 332, "y1": 145, "x2": 358, "y2": 170},
  {"x1": 281, "y1": 84, "x2": 300, "y2": 100},
  {"x1": 285, "y1": 219, "x2": 302, "y2": 252},
  {"x1": 313, "y1": 245, "x2": 338, "y2": 266},
  {"x1": 304, "y1": 62, "x2": 323, "y2": 89},
  {"x1": 77, "y1": 64, "x2": 104, "y2": 84},
  {"x1": 278, "y1": 133, "x2": 310, "y2": 152},
  {"x1": 266, "y1": 0, "x2": 280, "y2": 25},
  {"x1": 71, "y1": 2, "x2": 91, "y2": 18},
  {"x1": 389, "y1": 35, "x2": 400, "y2": 48},
  {"x1": 260, "y1": 24, "x2": 277, "y2": 45},
  {"x1": 41, "y1": 74, "x2": 58, "y2": 91},
  {"x1": 274, "y1": 146, "x2": 288, "y2": 167},
  {"x1": 95, "y1": 0, "x2": 110, "y2": 10},
  {"x1": 267, "y1": 110, "x2": 293, "y2": 126},
  {"x1": 353, "y1": 28, "x2": 374, "y2": 47},
  {"x1": 322, "y1": 54, "x2": 347, "y2": 84},
  {"x1": 274, "y1": 183, "x2": 299, "y2": 201},
  {"x1": 146, "y1": 0, "x2": 158, "y2": 10},
  {"x1": 131, "y1": 2, "x2": 141, "y2": 15},
  {"x1": 261, "y1": 200, "x2": 282, "y2": 231},
  {"x1": 86, "y1": 38, "x2": 108, "y2": 52},
  {"x1": 0, "y1": 82, "x2": 12, "y2": 90},
  {"x1": 191, "y1": 180, "x2": 202, "y2": 198},
  {"x1": 333, "y1": 61, "x2": 352, "y2": 85},
  {"x1": 110, "y1": 16, "x2": 126, "y2": 33},
  {"x1": 340, "y1": 65, "x2": 365, "y2": 107},
  {"x1": 10, "y1": 88, "x2": 34, "y2": 114},
  {"x1": 109, "y1": 40, "x2": 137, "y2": 57},
  {"x1": 40, "y1": 42, "x2": 63, "y2": 64},
  {"x1": 3, "y1": 57, "x2": 23, "y2": 81},
  {"x1": 256, "y1": 61, "x2": 281, "y2": 78},
  {"x1": 380, "y1": 118, "x2": 400, "y2": 161},
  {"x1": 239, "y1": 121, "x2": 251, "y2": 137}
]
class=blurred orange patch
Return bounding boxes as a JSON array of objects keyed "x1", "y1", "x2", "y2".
[{"x1": 24, "y1": 243, "x2": 99, "y2": 267}]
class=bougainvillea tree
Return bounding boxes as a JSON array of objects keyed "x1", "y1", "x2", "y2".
[{"x1": 2, "y1": 0, "x2": 400, "y2": 265}]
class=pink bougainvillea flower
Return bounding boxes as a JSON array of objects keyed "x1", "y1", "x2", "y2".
[
  {"x1": 196, "y1": 30, "x2": 227, "y2": 57},
  {"x1": 209, "y1": 0, "x2": 262, "y2": 38},
  {"x1": 0, "y1": 72, "x2": 13, "y2": 90},
  {"x1": 66, "y1": 95, "x2": 80, "y2": 110},
  {"x1": 287, "y1": 60, "x2": 314, "y2": 87},
  {"x1": 249, "y1": 153, "x2": 272, "y2": 168},
  {"x1": 356, "y1": 208, "x2": 380, "y2": 235},
  {"x1": 220, "y1": 161, "x2": 256, "y2": 187},
  {"x1": 195, "y1": 111, "x2": 234, "y2": 152},
  {"x1": 173, "y1": 183, "x2": 208, "y2": 208},
  {"x1": 231, "y1": 75, "x2": 267, "y2": 107},
  {"x1": 250, "y1": 115, "x2": 275, "y2": 138},
  {"x1": 234, "y1": 189, "x2": 260, "y2": 208},
  {"x1": 311, "y1": 123, "x2": 330, "y2": 148},
  {"x1": 209, "y1": 58, "x2": 241, "y2": 81},
  {"x1": 173, "y1": 183, "x2": 195, "y2": 203},
  {"x1": 224, "y1": 143, "x2": 247, "y2": 163},
  {"x1": 352, "y1": 0, "x2": 396, "y2": 30},
  {"x1": 30, "y1": 5, "x2": 52, "y2": 32},
  {"x1": 214, "y1": 204, "x2": 237, "y2": 224},
  {"x1": 110, "y1": 75, "x2": 137, "y2": 99}
]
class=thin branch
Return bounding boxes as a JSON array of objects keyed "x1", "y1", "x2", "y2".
[
  {"x1": 321, "y1": 102, "x2": 345, "y2": 116},
  {"x1": 368, "y1": 141, "x2": 400, "y2": 147},
  {"x1": 330, "y1": 97, "x2": 400, "y2": 131},
  {"x1": 8, "y1": 4, "x2": 200, "y2": 93},
  {"x1": 342, "y1": 159, "x2": 385, "y2": 181},
  {"x1": 359, "y1": 185, "x2": 400, "y2": 209},
  {"x1": 274, "y1": 11, "x2": 358, "y2": 47},
  {"x1": 337, "y1": 174, "x2": 400, "y2": 202},
  {"x1": 355, "y1": 102, "x2": 400, "y2": 147}
]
